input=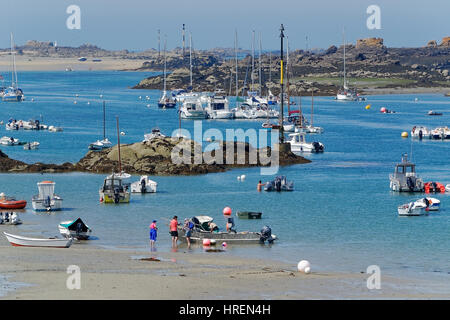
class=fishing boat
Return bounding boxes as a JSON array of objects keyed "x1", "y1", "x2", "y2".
[
  {"x1": 58, "y1": 218, "x2": 92, "y2": 240},
  {"x1": 31, "y1": 181, "x2": 63, "y2": 211},
  {"x1": 158, "y1": 39, "x2": 176, "y2": 109},
  {"x1": 23, "y1": 142, "x2": 40, "y2": 150},
  {"x1": 236, "y1": 211, "x2": 262, "y2": 219},
  {"x1": 264, "y1": 176, "x2": 294, "y2": 192},
  {"x1": 178, "y1": 216, "x2": 276, "y2": 244},
  {"x1": 180, "y1": 97, "x2": 207, "y2": 119},
  {"x1": 205, "y1": 90, "x2": 234, "y2": 119},
  {"x1": 99, "y1": 117, "x2": 131, "y2": 204},
  {"x1": 0, "y1": 194, "x2": 27, "y2": 209},
  {"x1": 130, "y1": 175, "x2": 157, "y2": 193},
  {"x1": 287, "y1": 132, "x2": 324, "y2": 153},
  {"x1": 398, "y1": 201, "x2": 428, "y2": 216},
  {"x1": 2, "y1": 34, "x2": 24, "y2": 102},
  {"x1": 0, "y1": 212, "x2": 22, "y2": 225},
  {"x1": 4, "y1": 232, "x2": 72, "y2": 248},
  {"x1": 389, "y1": 153, "x2": 424, "y2": 192},
  {"x1": 411, "y1": 126, "x2": 431, "y2": 139}
]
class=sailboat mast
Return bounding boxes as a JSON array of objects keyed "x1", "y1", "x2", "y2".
[
  {"x1": 163, "y1": 37, "x2": 167, "y2": 93},
  {"x1": 299, "y1": 95, "x2": 302, "y2": 127},
  {"x1": 189, "y1": 33, "x2": 193, "y2": 90},
  {"x1": 343, "y1": 28, "x2": 346, "y2": 89},
  {"x1": 269, "y1": 51, "x2": 272, "y2": 84},
  {"x1": 235, "y1": 30, "x2": 239, "y2": 101},
  {"x1": 286, "y1": 36, "x2": 290, "y2": 114},
  {"x1": 311, "y1": 91, "x2": 314, "y2": 126},
  {"x1": 103, "y1": 101, "x2": 106, "y2": 140},
  {"x1": 258, "y1": 32, "x2": 262, "y2": 97},
  {"x1": 251, "y1": 30, "x2": 255, "y2": 92},
  {"x1": 279, "y1": 24, "x2": 285, "y2": 143},
  {"x1": 116, "y1": 117, "x2": 122, "y2": 173},
  {"x1": 10, "y1": 33, "x2": 16, "y2": 88}
]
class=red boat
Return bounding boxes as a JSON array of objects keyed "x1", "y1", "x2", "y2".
[
  {"x1": 0, "y1": 197, "x2": 27, "y2": 209},
  {"x1": 424, "y1": 182, "x2": 445, "y2": 194}
]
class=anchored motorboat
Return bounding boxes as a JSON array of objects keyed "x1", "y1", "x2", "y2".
[
  {"x1": 131, "y1": 175, "x2": 157, "y2": 193},
  {"x1": 23, "y1": 142, "x2": 40, "y2": 150},
  {"x1": 264, "y1": 176, "x2": 294, "y2": 192},
  {"x1": 99, "y1": 172, "x2": 131, "y2": 203},
  {"x1": 58, "y1": 218, "x2": 92, "y2": 240},
  {"x1": 287, "y1": 132, "x2": 324, "y2": 153},
  {"x1": 180, "y1": 98, "x2": 207, "y2": 119},
  {"x1": 389, "y1": 153, "x2": 424, "y2": 192},
  {"x1": 427, "y1": 110, "x2": 443, "y2": 116},
  {"x1": 398, "y1": 201, "x2": 428, "y2": 216},
  {"x1": 411, "y1": 126, "x2": 431, "y2": 139},
  {"x1": 0, "y1": 136, "x2": 24, "y2": 146},
  {"x1": 31, "y1": 181, "x2": 63, "y2": 211},
  {"x1": 143, "y1": 128, "x2": 166, "y2": 142},
  {"x1": 205, "y1": 90, "x2": 234, "y2": 119}
]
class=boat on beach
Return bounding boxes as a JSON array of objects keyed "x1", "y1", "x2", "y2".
[
  {"x1": 32, "y1": 181, "x2": 63, "y2": 211},
  {"x1": 178, "y1": 216, "x2": 276, "y2": 244},
  {"x1": 58, "y1": 218, "x2": 92, "y2": 240},
  {"x1": 130, "y1": 175, "x2": 157, "y2": 193},
  {"x1": 4, "y1": 232, "x2": 72, "y2": 248}
]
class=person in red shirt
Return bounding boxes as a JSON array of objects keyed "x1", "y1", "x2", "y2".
[{"x1": 169, "y1": 216, "x2": 179, "y2": 248}]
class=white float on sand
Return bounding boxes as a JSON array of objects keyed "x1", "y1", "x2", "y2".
[{"x1": 297, "y1": 260, "x2": 311, "y2": 274}]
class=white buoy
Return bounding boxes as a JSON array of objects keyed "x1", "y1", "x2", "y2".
[
  {"x1": 237, "y1": 176, "x2": 241, "y2": 181},
  {"x1": 31, "y1": 98, "x2": 34, "y2": 102},
  {"x1": 75, "y1": 94, "x2": 79, "y2": 97},
  {"x1": 139, "y1": 96, "x2": 142, "y2": 100},
  {"x1": 297, "y1": 260, "x2": 311, "y2": 274},
  {"x1": 240, "y1": 174, "x2": 246, "y2": 181},
  {"x1": 73, "y1": 100, "x2": 77, "y2": 104},
  {"x1": 87, "y1": 101, "x2": 90, "y2": 105},
  {"x1": 146, "y1": 104, "x2": 151, "y2": 108},
  {"x1": 120, "y1": 131, "x2": 125, "y2": 136},
  {"x1": 100, "y1": 94, "x2": 103, "y2": 98}
]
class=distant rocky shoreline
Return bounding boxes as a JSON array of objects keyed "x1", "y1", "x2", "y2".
[{"x1": 0, "y1": 137, "x2": 310, "y2": 175}]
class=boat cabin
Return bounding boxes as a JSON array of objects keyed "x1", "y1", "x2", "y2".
[{"x1": 102, "y1": 174, "x2": 128, "y2": 193}]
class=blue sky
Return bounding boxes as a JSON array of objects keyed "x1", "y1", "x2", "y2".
[{"x1": 1, "y1": 0, "x2": 449, "y2": 51}]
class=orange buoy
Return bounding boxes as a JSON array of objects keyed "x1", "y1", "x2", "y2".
[{"x1": 223, "y1": 207, "x2": 232, "y2": 215}]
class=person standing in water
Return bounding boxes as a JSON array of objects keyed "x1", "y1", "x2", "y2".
[
  {"x1": 169, "y1": 216, "x2": 179, "y2": 248},
  {"x1": 257, "y1": 180, "x2": 264, "y2": 192},
  {"x1": 184, "y1": 218, "x2": 194, "y2": 249},
  {"x1": 149, "y1": 220, "x2": 158, "y2": 251}
]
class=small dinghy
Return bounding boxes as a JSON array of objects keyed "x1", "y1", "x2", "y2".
[
  {"x1": 236, "y1": 211, "x2": 262, "y2": 219},
  {"x1": 4, "y1": 232, "x2": 72, "y2": 248},
  {"x1": 264, "y1": 176, "x2": 294, "y2": 192},
  {"x1": 428, "y1": 110, "x2": 442, "y2": 116},
  {"x1": 58, "y1": 218, "x2": 92, "y2": 240},
  {"x1": 0, "y1": 212, "x2": 22, "y2": 225},
  {"x1": 131, "y1": 175, "x2": 157, "y2": 193},
  {"x1": 424, "y1": 181, "x2": 446, "y2": 193},
  {"x1": 0, "y1": 194, "x2": 27, "y2": 209},
  {"x1": 23, "y1": 142, "x2": 40, "y2": 150}
]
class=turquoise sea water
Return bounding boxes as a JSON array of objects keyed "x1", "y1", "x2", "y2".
[{"x1": 1, "y1": 71, "x2": 450, "y2": 289}]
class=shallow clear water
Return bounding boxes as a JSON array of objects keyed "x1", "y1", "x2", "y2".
[{"x1": 1, "y1": 71, "x2": 450, "y2": 288}]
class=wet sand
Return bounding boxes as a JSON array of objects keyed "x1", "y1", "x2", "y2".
[{"x1": 0, "y1": 238, "x2": 449, "y2": 299}]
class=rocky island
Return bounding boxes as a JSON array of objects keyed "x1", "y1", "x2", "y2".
[
  {"x1": 0, "y1": 137, "x2": 310, "y2": 175},
  {"x1": 133, "y1": 37, "x2": 450, "y2": 96}
]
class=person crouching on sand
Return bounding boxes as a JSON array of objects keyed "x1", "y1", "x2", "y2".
[
  {"x1": 149, "y1": 220, "x2": 157, "y2": 251},
  {"x1": 169, "y1": 216, "x2": 179, "y2": 248}
]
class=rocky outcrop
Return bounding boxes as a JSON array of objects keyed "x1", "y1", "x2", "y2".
[
  {"x1": 0, "y1": 137, "x2": 310, "y2": 175},
  {"x1": 356, "y1": 38, "x2": 385, "y2": 49},
  {"x1": 440, "y1": 37, "x2": 450, "y2": 47},
  {"x1": 426, "y1": 40, "x2": 438, "y2": 47}
]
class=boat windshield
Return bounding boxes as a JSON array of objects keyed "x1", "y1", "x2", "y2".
[
  {"x1": 212, "y1": 103, "x2": 225, "y2": 110},
  {"x1": 396, "y1": 164, "x2": 415, "y2": 174}
]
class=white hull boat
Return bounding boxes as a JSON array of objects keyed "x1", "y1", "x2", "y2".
[
  {"x1": 415, "y1": 197, "x2": 440, "y2": 211},
  {"x1": 411, "y1": 126, "x2": 431, "y2": 139},
  {"x1": 31, "y1": 181, "x2": 63, "y2": 211},
  {"x1": 58, "y1": 218, "x2": 92, "y2": 240},
  {"x1": 23, "y1": 142, "x2": 40, "y2": 150},
  {"x1": 0, "y1": 136, "x2": 21, "y2": 146},
  {"x1": 398, "y1": 202, "x2": 427, "y2": 216},
  {"x1": 287, "y1": 132, "x2": 324, "y2": 153},
  {"x1": 143, "y1": 128, "x2": 166, "y2": 142},
  {"x1": 131, "y1": 175, "x2": 157, "y2": 193},
  {"x1": 180, "y1": 98, "x2": 207, "y2": 119},
  {"x1": 4, "y1": 232, "x2": 72, "y2": 248}
]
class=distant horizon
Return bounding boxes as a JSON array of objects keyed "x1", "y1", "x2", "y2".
[{"x1": 1, "y1": 0, "x2": 448, "y2": 51}]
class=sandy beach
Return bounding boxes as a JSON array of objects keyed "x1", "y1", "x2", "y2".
[
  {"x1": 0, "y1": 54, "x2": 147, "y2": 72},
  {"x1": 0, "y1": 234, "x2": 449, "y2": 300}
]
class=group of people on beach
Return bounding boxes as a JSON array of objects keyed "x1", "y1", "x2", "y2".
[{"x1": 149, "y1": 215, "x2": 195, "y2": 251}]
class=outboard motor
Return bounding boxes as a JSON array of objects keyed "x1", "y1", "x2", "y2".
[
  {"x1": 44, "y1": 196, "x2": 51, "y2": 209},
  {"x1": 406, "y1": 176, "x2": 415, "y2": 191},
  {"x1": 259, "y1": 225, "x2": 272, "y2": 244},
  {"x1": 140, "y1": 178, "x2": 146, "y2": 193},
  {"x1": 35, "y1": 119, "x2": 40, "y2": 131},
  {"x1": 113, "y1": 187, "x2": 120, "y2": 203},
  {"x1": 418, "y1": 130, "x2": 423, "y2": 140},
  {"x1": 275, "y1": 178, "x2": 282, "y2": 192},
  {"x1": 4, "y1": 212, "x2": 9, "y2": 223}
]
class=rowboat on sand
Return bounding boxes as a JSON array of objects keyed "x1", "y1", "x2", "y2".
[{"x1": 3, "y1": 232, "x2": 73, "y2": 248}]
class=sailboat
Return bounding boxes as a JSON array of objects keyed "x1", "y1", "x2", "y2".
[
  {"x1": 158, "y1": 37, "x2": 177, "y2": 109},
  {"x1": 89, "y1": 101, "x2": 113, "y2": 150},
  {"x1": 99, "y1": 117, "x2": 131, "y2": 204},
  {"x1": 2, "y1": 34, "x2": 24, "y2": 102},
  {"x1": 305, "y1": 92, "x2": 324, "y2": 133},
  {"x1": 336, "y1": 29, "x2": 359, "y2": 101}
]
